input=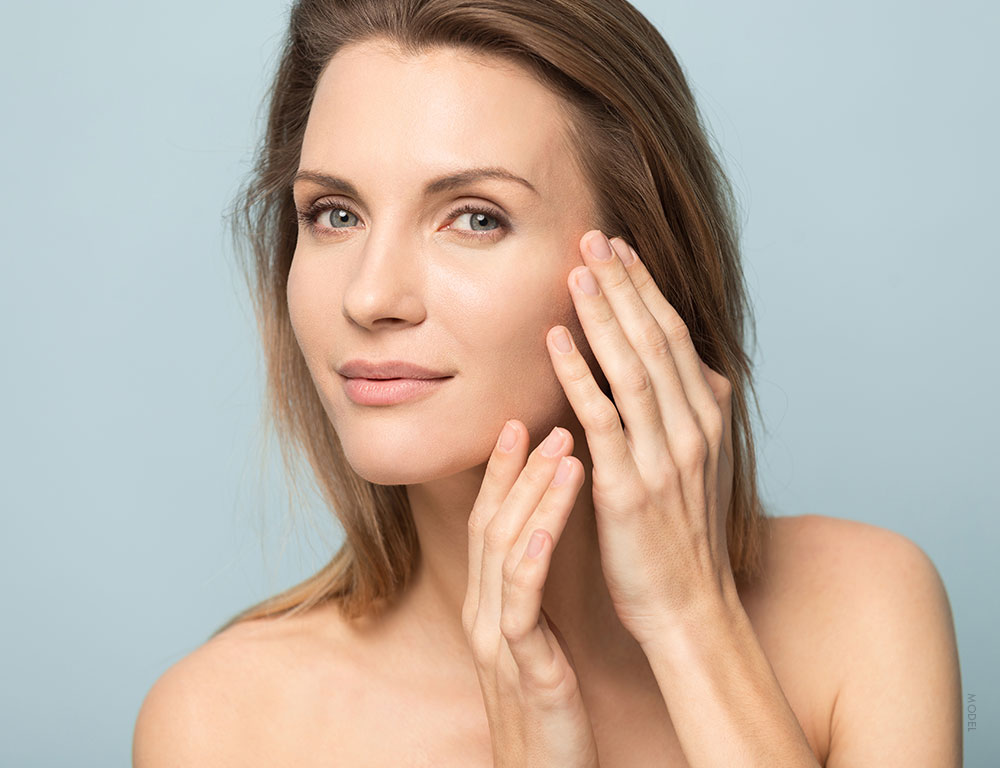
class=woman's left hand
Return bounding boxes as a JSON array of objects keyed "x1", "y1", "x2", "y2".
[{"x1": 546, "y1": 230, "x2": 737, "y2": 648}]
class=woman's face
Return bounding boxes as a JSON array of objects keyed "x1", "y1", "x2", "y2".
[{"x1": 289, "y1": 41, "x2": 601, "y2": 485}]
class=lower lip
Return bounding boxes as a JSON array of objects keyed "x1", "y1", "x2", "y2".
[{"x1": 342, "y1": 376, "x2": 451, "y2": 406}]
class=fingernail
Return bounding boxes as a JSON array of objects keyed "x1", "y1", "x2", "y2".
[
  {"x1": 576, "y1": 268, "x2": 600, "y2": 296},
  {"x1": 589, "y1": 232, "x2": 613, "y2": 261},
  {"x1": 618, "y1": 241, "x2": 636, "y2": 265},
  {"x1": 551, "y1": 456, "x2": 572, "y2": 486},
  {"x1": 527, "y1": 529, "x2": 546, "y2": 558},
  {"x1": 499, "y1": 420, "x2": 517, "y2": 452},
  {"x1": 540, "y1": 427, "x2": 564, "y2": 456},
  {"x1": 553, "y1": 327, "x2": 572, "y2": 354}
]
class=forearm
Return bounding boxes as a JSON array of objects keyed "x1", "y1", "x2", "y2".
[{"x1": 640, "y1": 589, "x2": 821, "y2": 768}]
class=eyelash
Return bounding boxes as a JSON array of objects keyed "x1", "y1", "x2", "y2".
[{"x1": 295, "y1": 199, "x2": 511, "y2": 242}]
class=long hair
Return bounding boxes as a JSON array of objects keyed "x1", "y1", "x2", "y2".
[{"x1": 212, "y1": 0, "x2": 770, "y2": 638}]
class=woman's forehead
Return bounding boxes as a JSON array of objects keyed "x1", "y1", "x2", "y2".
[{"x1": 300, "y1": 44, "x2": 576, "y2": 193}]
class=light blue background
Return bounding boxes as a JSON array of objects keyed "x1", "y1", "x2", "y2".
[{"x1": 2, "y1": 1, "x2": 995, "y2": 765}]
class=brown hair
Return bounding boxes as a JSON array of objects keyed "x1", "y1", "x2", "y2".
[{"x1": 212, "y1": 0, "x2": 770, "y2": 638}]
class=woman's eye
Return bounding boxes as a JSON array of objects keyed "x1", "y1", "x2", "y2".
[
  {"x1": 296, "y1": 203, "x2": 358, "y2": 233},
  {"x1": 297, "y1": 200, "x2": 510, "y2": 241},
  {"x1": 451, "y1": 209, "x2": 501, "y2": 233},
  {"x1": 322, "y1": 207, "x2": 359, "y2": 229}
]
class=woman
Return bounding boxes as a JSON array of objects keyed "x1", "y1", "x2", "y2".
[{"x1": 133, "y1": 1, "x2": 962, "y2": 765}]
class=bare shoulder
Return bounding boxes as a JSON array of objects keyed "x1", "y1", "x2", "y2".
[
  {"x1": 756, "y1": 512, "x2": 955, "y2": 635},
  {"x1": 756, "y1": 514, "x2": 962, "y2": 767},
  {"x1": 762, "y1": 512, "x2": 929, "y2": 577},
  {"x1": 760, "y1": 513, "x2": 954, "y2": 616},
  {"x1": 132, "y1": 608, "x2": 354, "y2": 767}
]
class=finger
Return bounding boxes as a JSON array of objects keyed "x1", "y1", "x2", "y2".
[
  {"x1": 565, "y1": 268, "x2": 674, "y2": 479},
  {"x1": 477, "y1": 426, "x2": 574, "y2": 635},
  {"x1": 621, "y1": 240, "x2": 732, "y2": 543},
  {"x1": 499, "y1": 528, "x2": 559, "y2": 684},
  {"x1": 619, "y1": 239, "x2": 725, "y2": 455},
  {"x1": 575, "y1": 231, "x2": 706, "y2": 477},
  {"x1": 500, "y1": 453, "x2": 583, "y2": 609},
  {"x1": 545, "y1": 320, "x2": 644, "y2": 503},
  {"x1": 464, "y1": 418, "x2": 529, "y2": 633},
  {"x1": 499, "y1": 469, "x2": 582, "y2": 695}
]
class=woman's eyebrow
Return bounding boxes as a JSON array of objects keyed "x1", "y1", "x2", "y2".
[{"x1": 290, "y1": 166, "x2": 539, "y2": 198}]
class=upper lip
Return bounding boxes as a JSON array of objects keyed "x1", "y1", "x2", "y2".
[{"x1": 337, "y1": 359, "x2": 453, "y2": 380}]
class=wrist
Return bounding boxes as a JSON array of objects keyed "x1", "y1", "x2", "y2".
[{"x1": 637, "y1": 576, "x2": 746, "y2": 656}]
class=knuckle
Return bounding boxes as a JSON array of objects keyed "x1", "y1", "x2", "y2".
[
  {"x1": 589, "y1": 402, "x2": 623, "y2": 434},
  {"x1": 499, "y1": 611, "x2": 528, "y2": 643},
  {"x1": 673, "y1": 429, "x2": 708, "y2": 476},
  {"x1": 509, "y1": 557, "x2": 537, "y2": 590},
  {"x1": 702, "y1": 405, "x2": 724, "y2": 445},
  {"x1": 637, "y1": 324, "x2": 671, "y2": 359},
  {"x1": 529, "y1": 661, "x2": 576, "y2": 703},
  {"x1": 565, "y1": 361, "x2": 594, "y2": 387},
  {"x1": 630, "y1": 269, "x2": 655, "y2": 293},
  {"x1": 666, "y1": 317, "x2": 692, "y2": 345},
  {"x1": 606, "y1": 269, "x2": 633, "y2": 293},
  {"x1": 483, "y1": 519, "x2": 514, "y2": 550},
  {"x1": 501, "y1": 553, "x2": 521, "y2": 584},
  {"x1": 682, "y1": 428, "x2": 709, "y2": 464},
  {"x1": 469, "y1": 625, "x2": 498, "y2": 664},
  {"x1": 621, "y1": 361, "x2": 654, "y2": 396}
]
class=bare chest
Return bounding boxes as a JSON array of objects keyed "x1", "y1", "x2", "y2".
[
  {"x1": 259, "y1": 685, "x2": 691, "y2": 768},
  {"x1": 232, "y1": 515, "x2": 841, "y2": 767},
  {"x1": 245, "y1": 603, "x2": 831, "y2": 768}
]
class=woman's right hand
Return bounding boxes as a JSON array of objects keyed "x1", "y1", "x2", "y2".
[{"x1": 462, "y1": 419, "x2": 601, "y2": 768}]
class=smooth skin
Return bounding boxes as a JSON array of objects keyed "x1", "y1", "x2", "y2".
[
  {"x1": 282, "y1": 40, "x2": 659, "y2": 707},
  {"x1": 133, "y1": 38, "x2": 962, "y2": 768},
  {"x1": 465, "y1": 422, "x2": 599, "y2": 767},
  {"x1": 464, "y1": 225, "x2": 736, "y2": 767},
  {"x1": 544, "y1": 232, "x2": 739, "y2": 648}
]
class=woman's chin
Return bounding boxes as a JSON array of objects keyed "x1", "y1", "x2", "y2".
[
  {"x1": 343, "y1": 450, "x2": 453, "y2": 487},
  {"x1": 342, "y1": 442, "x2": 492, "y2": 487}
]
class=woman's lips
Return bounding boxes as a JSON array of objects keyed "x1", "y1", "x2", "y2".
[{"x1": 342, "y1": 376, "x2": 451, "y2": 406}]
